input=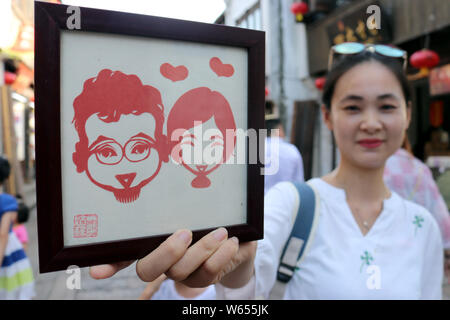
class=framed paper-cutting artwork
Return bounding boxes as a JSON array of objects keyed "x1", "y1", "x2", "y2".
[{"x1": 34, "y1": 2, "x2": 265, "y2": 272}]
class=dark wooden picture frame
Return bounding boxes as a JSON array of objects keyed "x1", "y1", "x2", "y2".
[{"x1": 35, "y1": 1, "x2": 265, "y2": 273}]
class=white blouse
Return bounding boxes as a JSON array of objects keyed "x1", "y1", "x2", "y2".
[{"x1": 217, "y1": 178, "x2": 444, "y2": 300}]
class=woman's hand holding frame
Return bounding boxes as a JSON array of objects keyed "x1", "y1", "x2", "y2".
[{"x1": 89, "y1": 228, "x2": 257, "y2": 289}]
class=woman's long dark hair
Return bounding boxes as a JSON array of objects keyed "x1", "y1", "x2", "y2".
[{"x1": 322, "y1": 51, "x2": 411, "y2": 110}]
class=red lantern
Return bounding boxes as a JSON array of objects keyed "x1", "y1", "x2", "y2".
[
  {"x1": 290, "y1": 2, "x2": 308, "y2": 15},
  {"x1": 4, "y1": 71, "x2": 17, "y2": 85},
  {"x1": 291, "y1": 2, "x2": 308, "y2": 22},
  {"x1": 265, "y1": 86, "x2": 269, "y2": 97},
  {"x1": 315, "y1": 77, "x2": 326, "y2": 90},
  {"x1": 410, "y1": 49, "x2": 440, "y2": 69}
]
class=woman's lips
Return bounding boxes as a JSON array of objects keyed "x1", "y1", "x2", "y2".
[{"x1": 358, "y1": 139, "x2": 383, "y2": 148}]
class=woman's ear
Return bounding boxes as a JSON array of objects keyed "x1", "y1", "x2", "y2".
[{"x1": 321, "y1": 105, "x2": 333, "y2": 131}]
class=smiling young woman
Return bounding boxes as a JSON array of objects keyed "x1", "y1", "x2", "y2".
[
  {"x1": 223, "y1": 50, "x2": 443, "y2": 299},
  {"x1": 90, "y1": 47, "x2": 444, "y2": 300},
  {"x1": 320, "y1": 56, "x2": 412, "y2": 234}
]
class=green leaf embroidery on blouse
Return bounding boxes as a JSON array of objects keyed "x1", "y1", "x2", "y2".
[
  {"x1": 360, "y1": 251, "x2": 373, "y2": 273},
  {"x1": 413, "y1": 215, "x2": 424, "y2": 235}
]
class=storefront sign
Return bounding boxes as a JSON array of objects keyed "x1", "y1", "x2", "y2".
[
  {"x1": 430, "y1": 64, "x2": 450, "y2": 96},
  {"x1": 326, "y1": 2, "x2": 392, "y2": 46}
]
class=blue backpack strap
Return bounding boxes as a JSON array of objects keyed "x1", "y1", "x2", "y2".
[{"x1": 269, "y1": 181, "x2": 319, "y2": 299}]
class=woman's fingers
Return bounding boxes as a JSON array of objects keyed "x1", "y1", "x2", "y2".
[
  {"x1": 219, "y1": 241, "x2": 258, "y2": 288},
  {"x1": 89, "y1": 260, "x2": 135, "y2": 279},
  {"x1": 181, "y1": 236, "x2": 240, "y2": 288},
  {"x1": 90, "y1": 227, "x2": 252, "y2": 290},
  {"x1": 165, "y1": 227, "x2": 229, "y2": 282},
  {"x1": 136, "y1": 229, "x2": 193, "y2": 282}
]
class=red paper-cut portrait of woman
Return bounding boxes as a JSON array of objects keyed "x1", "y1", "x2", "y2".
[
  {"x1": 167, "y1": 87, "x2": 236, "y2": 188},
  {"x1": 72, "y1": 69, "x2": 168, "y2": 203}
]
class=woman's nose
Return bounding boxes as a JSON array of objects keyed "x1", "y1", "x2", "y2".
[{"x1": 360, "y1": 109, "x2": 382, "y2": 133}]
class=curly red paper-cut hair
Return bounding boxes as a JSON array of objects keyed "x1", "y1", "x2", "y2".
[{"x1": 72, "y1": 69, "x2": 168, "y2": 173}]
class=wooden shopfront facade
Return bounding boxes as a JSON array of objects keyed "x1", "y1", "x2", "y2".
[{"x1": 302, "y1": 0, "x2": 450, "y2": 175}]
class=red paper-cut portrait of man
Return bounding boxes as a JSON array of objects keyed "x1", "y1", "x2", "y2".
[
  {"x1": 167, "y1": 87, "x2": 236, "y2": 188},
  {"x1": 72, "y1": 69, "x2": 168, "y2": 203}
]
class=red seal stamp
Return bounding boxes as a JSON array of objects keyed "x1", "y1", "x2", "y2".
[{"x1": 73, "y1": 214, "x2": 98, "y2": 238}]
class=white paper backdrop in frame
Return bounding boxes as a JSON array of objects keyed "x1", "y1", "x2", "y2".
[
  {"x1": 35, "y1": 1, "x2": 264, "y2": 272},
  {"x1": 60, "y1": 31, "x2": 248, "y2": 246}
]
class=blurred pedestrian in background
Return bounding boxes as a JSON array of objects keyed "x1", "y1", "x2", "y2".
[
  {"x1": 264, "y1": 118, "x2": 304, "y2": 194},
  {"x1": 12, "y1": 223, "x2": 29, "y2": 251},
  {"x1": 384, "y1": 136, "x2": 450, "y2": 282},
  {"x1": 0, "y1": 156, "x2": 34, "y2": 299},
  {"x1": 12, "y1": 195, "x2": 30, "y2": 251}
]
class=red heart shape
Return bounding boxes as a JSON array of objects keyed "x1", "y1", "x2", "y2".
[
  {"x1": 160, "y1": 63, "x2": 188, "y2": 82},
  {"x1": 209, "y1": 57, "x2": 234, "y2": 77}
]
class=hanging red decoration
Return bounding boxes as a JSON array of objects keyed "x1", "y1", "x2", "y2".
[
  {"x1": 4, "y1": 71, "x2": 17, "y2": 85},
  {"x1": 315, "y1": 77, "x2": 326, "y2": 90},
  {"x1": 290, "y1": 2, "x2": 309, "y2": 22},
  {"x1": 291, "y1": 1, "x2": 308, "y2": 14},
  {"x1": 265, "y1": 86, "x2": 270, "y2": 97},
  {"x1": 429, "y1": 100, "x2": 443, "y2": 128},
  {"x1": 410, "y1": 49, "x2": 440, "y2": 69},
  {"x1": 407, "y1": 49, "x2": 440, "y2": 80}
]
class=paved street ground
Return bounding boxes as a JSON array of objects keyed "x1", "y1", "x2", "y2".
[{"x1": 21, "y1": 182, "x2": 450, "y2": 300}]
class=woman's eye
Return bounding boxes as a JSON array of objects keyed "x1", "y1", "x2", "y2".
[
  {"x1": 380, "y1": 104, "x2": 397, "y2": 110},
  {"x1": 344, "y1": 105, "x2": 360, "y2": 111}
]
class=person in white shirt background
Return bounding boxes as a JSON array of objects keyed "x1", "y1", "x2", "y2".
[
  {"x1": 89, "y1": 44, "x2": 444, "y2": 300},
  {"x1": 264, "y1": 118, "x2": 304, "y2": 195}
]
